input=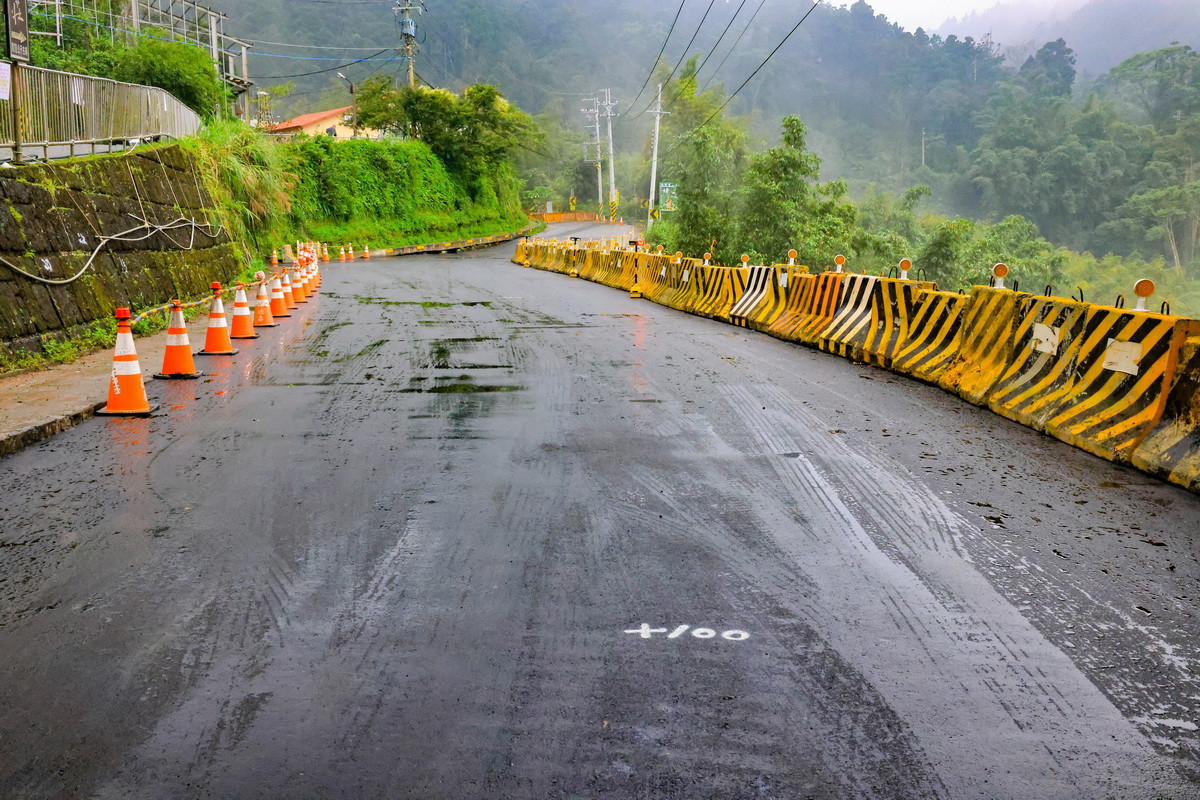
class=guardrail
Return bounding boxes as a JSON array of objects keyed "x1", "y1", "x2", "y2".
[{"x1": 0, "y1": 62, "x2": 202, "y2": 162}]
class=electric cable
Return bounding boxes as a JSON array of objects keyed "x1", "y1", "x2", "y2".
[
  {"x1": 631, "y1": 0, "x2": 719, "y2": 118},
  {"x1": 656, "y1": 0, "x2": 751, "y2": 115},
  {"x1": 698, "y1": 0, "x2": 769, "y2": 93},
  {"x1": 625, "y1": 0, "x2": 690, "y2": 117},
  {"x1": 663, "y1": 0, "x2": 821, "y2": 157}
]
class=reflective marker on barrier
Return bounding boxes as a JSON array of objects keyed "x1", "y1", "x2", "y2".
[
  {"x1": 1103, "y1": 338, "x2": 1143, "y2": 376},
  {"x1": 834, "y1": 254, "x2": 846, "y2": 273},
  {"x1": 993, "y1": 262, "x2": 1009, "y2": 290},
  {"x1": 1032, "y1": 322, "x2": 1062, "y2": 355}
]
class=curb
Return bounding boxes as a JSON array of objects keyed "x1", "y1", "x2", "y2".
[{"x1": 0, "y1": 400, "x2": 106, "y2": 459}]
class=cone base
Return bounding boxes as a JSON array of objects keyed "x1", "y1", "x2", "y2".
[
  {"x1": 153, "y1": 372, "x2": 202, "y2": 380},
  {"x1": 253, "y1": 322, "x2": 279, "y2": 327},
  {"x1": 230, "y1": 333, "x2": 260, "y2": 339},
  {"x1": 195, "y1": 349, "x2": 239, "y2": 356},
  {"x1": 96, "y1": 404, "x2": 158, "y2": 417}
]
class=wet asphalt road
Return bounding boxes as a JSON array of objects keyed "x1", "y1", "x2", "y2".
[{"x1": 2, "y1": 221, "x2": 1199, "y2": 799}]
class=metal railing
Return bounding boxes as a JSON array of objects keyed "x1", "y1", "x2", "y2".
[{"x1": 0, "y1": 63, "x2": 202, "y2": 162}]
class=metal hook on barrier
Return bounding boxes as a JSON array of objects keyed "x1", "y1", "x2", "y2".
[
  {"x1": 1012, "y1": 279, "x2": 1020, "y2": 293},
  {"x1": 917, "y1": 268, "x2": 928, "y2": 282},
  {"x1": 1162, "y1": 301, "x2": 1172, "y2": 315},
  {"x1": 1074, "y1": 286, "x2": 1085, "y2": 303},
  {"x1": 886, "y1": 266, "x2": 898, "y2": 278},
  {"x1": 1043, "y1": 284, "x2": 1053, "y2": 297},
  {"x1": 1114, "y1": 294, "x2": 1126, "y2": 309}
]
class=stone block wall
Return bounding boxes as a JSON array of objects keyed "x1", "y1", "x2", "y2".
[{"x1": 0, "y1": 144, "x2": 242, "y2": 352}]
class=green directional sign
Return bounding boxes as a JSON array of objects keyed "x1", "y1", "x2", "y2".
[{"x1": 659, "y1": 182, "x2": 677, "y2": 212}]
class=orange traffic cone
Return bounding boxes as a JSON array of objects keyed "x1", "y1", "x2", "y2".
[
  {"x1": 196, "y1": 283, "x2": 238, "y2": 356},
  {"x1": 96, "y1": 307, "x2": 157, "y2": 416},
  {"x1": 348, "y1": 244, "x2": 356, "y2": 261},
  {"x1": 323, "y1": 243, "x2": 331, "y2": 261},
  {"x1": 293, "y1": 267, "x2": 309, "y2": 303},
  {"x1": 154, "y1": 300, "x2": 201, "y2": 380},
  {"x1": 253, "y1": 281, "x2": 277, "y2": 327},
  {"x1": 229, "y1": 282, "x2": 259, "y2": 339},
  {"x1": 269, "y1": 274, "x2": 291, "y2": 318},
  {"x1": 271, "y1": 248, "x2": 279, "y2": 268},
  {"x1": 339, "y1": 245, "x2": 346, "y2": 263},
  {"x1": 363, "y1": 244, "x2": 371, "y2": 260},
  {"x1": 305, "y1": 264, "x2": 317, "y2": 294},
  {"x1": 281, "y1": 271, "x2": 297, "y2": 309}
]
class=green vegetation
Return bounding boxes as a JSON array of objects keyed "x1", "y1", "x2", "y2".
[{"x1": 28, "y1": 8, "x2": 225, "y2": 118}]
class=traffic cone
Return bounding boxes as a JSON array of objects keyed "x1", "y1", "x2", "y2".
[
  {"x1": 229, "y1": 282, "x2": 259, "y2": 339},
  {"x1": 281, "y1": 271, "x2": 297, "y2": 309},
  {"x1": 253, "y1": 281, "x2": 277, "y2": 327},
  {"x1": 363, "y1": 244, "x2": 371, "y2": 260},
  {"x1": 271, "y1": 248, "x2": 279, "y2": 268},
  {"x1": 323, "y1": 243, "x2": 331, "y2": 261},
  {"x1": 292, "y1": 266, "x2": 308, "y2": 303},
  {"x1": 154, "y1": 301, "x2": 201, "y2": 380},
  {"x1": 339, "y1": 245, "x2": 346, "y2": 263},
  {"x1": 96, "y1": 307, "x2": 157, "y2": 416},
  {"x1": 348, "y1": 244, "x2": 356, "y2": 261},
  {"x1": 196, "y1": 283, "x2": 238, "y2": 356},
  {"x1": 269, "y1": 274, "x2": 291, "y2": 318}
]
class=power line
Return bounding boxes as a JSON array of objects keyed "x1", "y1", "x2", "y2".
[
  {"x1": 625, "y1": 0, "x2": 690, "y2": 117},
  {"x1": 632, "y1": 0, "x2": 719, "y2": 118},
  {"x1": 690, "y1": 0, "x2": 750, "y2": 89},
  {"x1": 664, "y1": 0, "x2": 821, "y2": 157},
  {"x1": 658, "y1": 0, "x2": 751, "y2": 115},
  {"x1": 698, "y1": 0, "x2": 770, "y2": 94},
  {"x1": 251, "y1": 47, "x2": 401, "y2": 80}
]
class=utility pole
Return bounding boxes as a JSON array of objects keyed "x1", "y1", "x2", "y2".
[
  {"x1": 395, "y1": 2, "x2": 424, "y2": 88},
  {"x1": 581, "y1": 99, "x2": 604, "y2": 212},
  {"x1": 599, "y1": 88, "x2": 618, "y2": 220},
  {"x1": 647, "y1": 84, "x2": 669, "y2": 228}
]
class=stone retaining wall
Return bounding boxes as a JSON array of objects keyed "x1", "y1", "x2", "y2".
[{"x1": 0, "y1": 144, "x2": 241, "y2": 353}]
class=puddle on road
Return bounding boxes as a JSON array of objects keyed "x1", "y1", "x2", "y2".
[
  {"x1": 355, "y1": 297, "x2": 493, "y2": 308},
  {"x1": 399, "y1": 374, "x2": 522, "y2": 394}
]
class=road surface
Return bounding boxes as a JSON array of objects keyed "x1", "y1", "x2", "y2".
[{"x1": 1, "y1": 221, "x2": 1198, "y2": 799}]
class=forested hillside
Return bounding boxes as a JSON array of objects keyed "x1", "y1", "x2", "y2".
[{"x1": 209, "y1": 0, "x2": 1200, "y2": 310}]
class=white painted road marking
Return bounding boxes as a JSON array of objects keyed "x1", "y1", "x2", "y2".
[
  {"x1": 624, "y1": 624, "x2": 668, "y2": 639},
  {"x1": 623, "y1": 624, "x2": 751, "y2": 641}
]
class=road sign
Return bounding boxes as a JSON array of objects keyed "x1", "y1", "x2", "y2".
[
  {"x1": 649, "y1": 208, "x2": 660, "y2": 220},
  {"x1": 569, "y1": 196, "x2": 576, "y2": 211},
  {"x1": 5, "y1": 0, "x2": 30, "y2": 62},
  {"x1": 659, "y1": 182, "x2": 677, "y2": 212}
]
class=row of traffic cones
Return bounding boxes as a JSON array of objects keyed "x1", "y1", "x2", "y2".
[
  {"x1": 336, "y1": 243, "x2": 371, "y2": 262},
  {"x1": 97, "y1": 244, "x2": 324, "y2": 416}
]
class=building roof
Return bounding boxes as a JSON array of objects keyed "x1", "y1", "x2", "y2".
[{"x1": 271, "y1": 106, "x2": 352, "y2": 133}]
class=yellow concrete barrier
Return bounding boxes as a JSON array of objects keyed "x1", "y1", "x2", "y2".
[
  {"x1": 857, "y1": 277, "x2": 938, "y2": 367},
  {"x1": 767, "y1": 273, "x2": 819, "y2": 342},
  {"x1": 937, "y1": 286, "x2": 1030, "y2": 405},
  {"x1": 1043, "y1": 306, "x2": 1200, "y2": 463},
  {"x1": 890, "y1": 289, "x2": 970, "y2": 384},
  {"x1": 986, "y1": 295, "x2": 1089, "y2": 430},
  {"x1": 817, "y1": 274, "x2": 879, "y2": 358},
  {"x1": 793, "y1": 272, "x2": 848, "y2": 345},
  {"x1": 1132, "y1": 336, "x2": 1200, "y2": 491}
]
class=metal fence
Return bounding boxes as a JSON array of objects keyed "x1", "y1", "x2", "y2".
[{"x1": 0, "y1": 63, "x2": 202, "y2": 161}]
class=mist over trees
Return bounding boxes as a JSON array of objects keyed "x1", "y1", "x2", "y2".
[{"x1": 212, "y1": 0, "x2": 1200, "y2": 311}]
